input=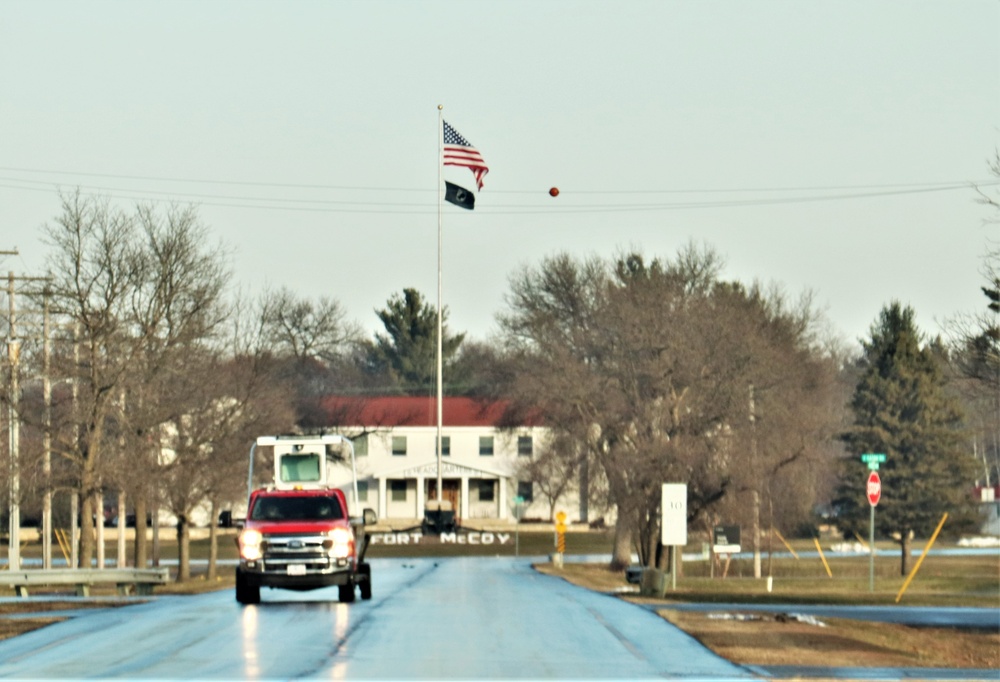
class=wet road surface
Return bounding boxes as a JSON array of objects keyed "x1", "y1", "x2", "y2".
[
  {"x1": 0, "y1": 557, "x2": 750, "y2": 679},
  {"x1": 0, "y1": 557, "x2": 995, "y2": 680}
]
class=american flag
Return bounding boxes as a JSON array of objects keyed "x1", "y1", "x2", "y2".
[{"x1": 443, "y1": 120, "x2": 489, "y2": 190}]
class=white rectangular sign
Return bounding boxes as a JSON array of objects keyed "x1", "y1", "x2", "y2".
[{"x1": 661, "y1": 483, "x2": 688, "y2": 546}]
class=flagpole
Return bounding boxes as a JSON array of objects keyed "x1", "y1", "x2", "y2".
[{"x1": 435, "y1": 105, "x2": 444, "y2": 506}]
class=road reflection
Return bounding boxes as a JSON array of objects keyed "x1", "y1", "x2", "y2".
[
  {"x1": 240, "y1": 605, "x2": 262, "y2": 679},
  {"x1": 329, "y1": 603, "x2": 352, "y2": 679},
  {"x1": 238, "y1": 593, "x2": 354, "y2": 679}
]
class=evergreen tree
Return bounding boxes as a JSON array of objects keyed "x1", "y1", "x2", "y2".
[
  {"x1": 839, "y1": 303, "x2": 979, "y2": 575},
  {"x1": 365, "y1": 288, "x2": 465, "y2": 394}
]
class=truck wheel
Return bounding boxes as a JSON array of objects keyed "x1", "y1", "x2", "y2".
[
  {"x1": 235, "y1": 568, "x2": 260, "y2": 605},
  {"x1": 338, "y1": 582, "x2": 356, "y2": 603},
  {"x1": 358, "y1": 563, "x2": 372, "y2": 600}
]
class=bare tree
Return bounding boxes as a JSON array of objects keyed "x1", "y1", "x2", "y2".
[
  {"x1": 514, "y1": 432, "x2": 581, "y2": 521},
  {"x1": 41, "y1": 192, "x2": 229, "y2": 567},
  {"x1": 497, "y1": 244, "x2": 838, "y2": 572},
  {"x1": 258, "y1": 287, "x2": 363, "y2": 427},
  {"x1": 157, "y1": 346, "x2": 294, "y2": 581},
  {"x1": 260, "y1": 286, "x2": 362, "y2": 367},
  {"x1": 949, "y1": 152, "x2": 1000, "y2": 490}
]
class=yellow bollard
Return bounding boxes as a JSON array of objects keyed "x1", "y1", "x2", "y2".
[
  {"x1": 773, "y1": 529, "x2": 799, "y2": 559},
  {"x1": 54, "y1": 528, "x2": 71, "y2": 565},
  {"x1": 813, "y1": 537, "x2": 832, "y2": 577},
  {"x1": 895, "y1": 512, "x2": 948, "y2": 603},
  {"x1": 554, "y1": 511, "x2": 567, "y2": 567}
]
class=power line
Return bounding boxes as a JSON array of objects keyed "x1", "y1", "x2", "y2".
[
  {"x1": 0, "y1": 166, "x2": 995, "y2": 215},
  {"x1": 0, "y1": 166, "x2": 430, "y2": 193},
  {"x1": 1, "y1": 164, "x2": 996, "y2": 196},
  {"x1": 0, "y1": 177, "x2": 430, "y2": 208}
]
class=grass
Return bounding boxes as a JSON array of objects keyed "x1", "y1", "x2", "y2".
[
  {"x1": 667, "y1": 552, "x2": 999, "y2": 608},
  {"x1": 0, "y1": 599, "x2": 137, "y2": 641},
  {"x1": 534, "y1": 548, "x2": 1000, "y2": 671},
  {"x1": 534, "y1": 552, "x2": 1000, "y2": 607},
  {"x1": 660, "y1": 610, "x2": 1000, "y2": 669}
]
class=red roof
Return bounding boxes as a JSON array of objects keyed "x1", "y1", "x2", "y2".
[{"x1": 317, "y1": 396, "x2": 527, "y2": 428}]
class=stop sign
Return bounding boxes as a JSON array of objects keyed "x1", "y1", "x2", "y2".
[{"x1": 866, "y1": 471, "x2": 882, "y2": 506}]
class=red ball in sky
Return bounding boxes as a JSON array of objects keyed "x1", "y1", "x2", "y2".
[{"x1": 549, "y1": 187, "x2": 560, "y2": 197}]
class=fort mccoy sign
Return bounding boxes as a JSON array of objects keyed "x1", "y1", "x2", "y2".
[{"x1": 369, "y1": 531, "x2": 513, "y2": 546}]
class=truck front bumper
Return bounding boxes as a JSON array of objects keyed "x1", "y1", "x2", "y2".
[{"x1": 240, "y1": 566, "x2": 354, "y2": 590}]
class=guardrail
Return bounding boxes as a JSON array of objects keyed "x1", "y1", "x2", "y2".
[{"x1": 0, "y1": 568, "x2": 171, "y2": 597}]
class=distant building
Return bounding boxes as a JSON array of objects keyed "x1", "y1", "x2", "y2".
[{"x1": 316, "y1": 396, "x2": 564, "y2": 526}]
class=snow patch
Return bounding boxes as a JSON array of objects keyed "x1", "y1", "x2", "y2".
[
  {"x1": 707, "y1": 612, "x2": 827, "y2": 627},
  {"x1": 828, "y1": 542, "x2": 871, "y2": 554},
  {"x1": 958, "y1": 536, "x2": 1000, "y2": 548}
]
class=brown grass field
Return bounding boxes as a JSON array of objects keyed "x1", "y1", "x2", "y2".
[{"x1": 535, "y1": 550, "x2": 1000, "y2": 671}]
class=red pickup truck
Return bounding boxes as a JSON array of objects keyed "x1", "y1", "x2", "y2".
[{"x1": 236, "y1": 486, "x2": 374, "y2": 604}]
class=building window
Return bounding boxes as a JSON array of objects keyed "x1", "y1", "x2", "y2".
[
  {"x1": 356, "y1": 480, "x2": 369, "y2": 502},
  {"x1": 352, "y1": 435, "x2": 368, "y2": 457},
  {"x1": 392, "y1": 436, "x2": 407, "y2": 456},
  {"x1": 390, "y1": 480, "x2": 407, "y2": 502},
  {"x1": 517, "y1": 481, "x2": 534, "y2": 503},
  {"x1": 517, "y1": 436, "x2": 533, "y2": 457},
  {"x1": 436, "y1": 436, "x2": 451, "y2": 457},
  {"x1": 479, "y1": 435, "x2": 494, "y2": 456},
  {"x1": 478, "y1": 480, "x2": 495, "y2": 503}
]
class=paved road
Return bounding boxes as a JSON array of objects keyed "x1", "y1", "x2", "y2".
[
  {"x1": 0, "y1": 557, "x2": 752, "y2": 680},
  {"x1": 0, "y1": 557, "x2": 995, "y2": 680}
]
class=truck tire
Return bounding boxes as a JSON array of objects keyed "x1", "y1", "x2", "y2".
[
  {"x1": 338, "y1": 582, "x2": 356, "y2": 603},
  {"x1": 358, "y1": 563, "x2": 372, "y2": 600},
  {"x1": 235, "y1": 568, "x2": 260, "y2": 605}
]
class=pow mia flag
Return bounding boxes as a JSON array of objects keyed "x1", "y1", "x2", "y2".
[{"x1": 444, "y1": 181, "x2": 475, "y2": 210}]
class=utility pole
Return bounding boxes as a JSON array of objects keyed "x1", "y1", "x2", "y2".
[
  {"x1": 749, "y1": 383, "x2": 761, "y2": 579},
  {"x1": 4, "y1": 267, "x2": 54, "y2": 571},
  {"x1": 71, "y1": 322, "x2": 80, "y2": 569},
  {"x1": 7, "y1": 272, "x2": 20, "y2": 570},
  {"x1": 42, "y1": 289, "x2": 52, "y2": 569}
]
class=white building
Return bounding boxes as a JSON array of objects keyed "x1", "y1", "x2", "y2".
[{"x1": 318, "y1": 396, "x2": 563, "y2": 527}]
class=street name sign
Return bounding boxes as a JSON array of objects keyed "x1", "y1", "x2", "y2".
[{"x1": 861, "y1": 453, "x2": 886, "y2": 470}]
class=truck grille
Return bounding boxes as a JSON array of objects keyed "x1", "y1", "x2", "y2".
[{"x1": 260, "y1": 533, "x2": 347, "y2": 574}]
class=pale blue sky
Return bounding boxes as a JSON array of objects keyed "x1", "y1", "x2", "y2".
[{"x1": 2, "y1": 1, "x2": 998, "y2": 348}]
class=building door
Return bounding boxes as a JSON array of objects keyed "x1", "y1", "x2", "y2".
[{"x1": 427, "y1": 480, "x2": 462, "y2": 522}]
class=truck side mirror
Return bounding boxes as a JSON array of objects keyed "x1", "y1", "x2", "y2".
[{"x1": 363, "y1": 508, "x2": 377, "y2": 526}]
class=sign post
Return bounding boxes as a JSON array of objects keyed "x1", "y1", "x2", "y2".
[
  {"x1": 861, "y1": 453, "x2": 885, "y2": 593},
  {"x1": 512, "y1": 496, "x2": 524, "y2": 557},
  {"x1": 661, "y1": 484, "x2": 687, "y2": 591},
  {"x1": 555, "y1": 511, "x2": 567, "y2": 552}
]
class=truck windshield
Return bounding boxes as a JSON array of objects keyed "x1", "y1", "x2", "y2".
[
  {"x1": 279, "y1": 453, "x2": 322, "y2": 483},
  {"x1": 250, "y1": 496, "x2": 345, "y2": 521}
]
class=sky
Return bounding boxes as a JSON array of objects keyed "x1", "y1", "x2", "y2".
[{"x1": 1, "y1": 1, "x2": 998, "y2": 350}]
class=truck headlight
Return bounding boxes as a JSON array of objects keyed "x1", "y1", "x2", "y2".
[
  {"x1": 239, "y1": 529, "x2": 264, "y2": 561},
  {"x1": 326, "y1": 528, "x2": 354, "y2": 559}
]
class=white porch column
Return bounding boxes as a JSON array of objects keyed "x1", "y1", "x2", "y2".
[
  {"x1": 416, "y1": 475, "x2": 425, "y2": 517},
  {"x1": 498, "y1": 477, "x2": 508, "y2": 519},
  {"x1": 460, "y1": 476, "x2": 470, "y2": 519},
  {"x1": 378, "y1": 477, "x2": 387, "y2": 520}
]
